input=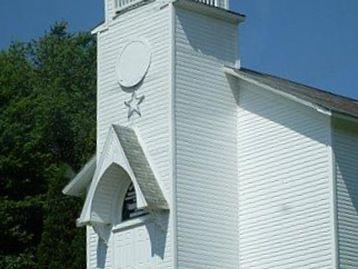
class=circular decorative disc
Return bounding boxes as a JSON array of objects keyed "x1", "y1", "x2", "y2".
[{"x1": 115, "y1": 40, "x2": 151, "y2": 88}]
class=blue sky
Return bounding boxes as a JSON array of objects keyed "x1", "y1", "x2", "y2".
[{"x1": 0, "y1": 0, "x2": 357, "y2": 98}]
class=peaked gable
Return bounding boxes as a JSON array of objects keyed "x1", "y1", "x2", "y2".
[{"x1": 77, "y1": 125, "x2": 168, "y2": 226}]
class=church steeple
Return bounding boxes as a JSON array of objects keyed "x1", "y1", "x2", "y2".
[{"x1": 83, "y1": 0, "x2": 244, "y2": 268}]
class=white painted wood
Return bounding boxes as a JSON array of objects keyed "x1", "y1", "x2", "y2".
[
  {"x1": 237, "y1": 80, "x2": 333, "y2": 268},
  {"x1": 79, "y1": 125, "x2": 169, "y2": 227},
  {"x1": 328, "y1": 117, "x2": 339, "y2": 269},
  {"x1": 62, "y1": 156, "x2": 96, "y2": 197},
  {"x1": 97, "y1": 2, "x2": 172, "y2": 195},
  {"x1": 87, "y1": 226, "x2": 98, "y2": 269},
  {"x1": 113, "y1": 0, "x2": 145, "y2": 13},
  {"x1": 87, "y1": 226, "x2": 113, "y2": 269},
  {"x1": 79, "y1": 127, "x2": 146, "y2": 225},
  {"x1": 174, "y1": 7, "x2": 239, "y2": 269},
  {"x1": 194, "y1": 0, "x2": 229, "y2": 9},
  {"x1": 332, "y1": 119, "x2": 358, "y2": 269},
  {"x1": 95, "y1": 2, "x2": 173, "y2": 268},
  {"x1": 115, "y1": 39, "x2": 151, "y2": 88},
  {"x1": 105, "y1": 0, "x2": 116, "y2": 22},
  {"x1": 169, "y1": 3, "x2": 178, "y2": 269},
  {"x1": 85, "y1": 1, "x2": 358, "y2": 269},
  {"x1": 112, "y1": 221, "x2": 167, "y2": 268},
  {"x1": 111, "y1": 0, "x2": 230, "y2": 13},
  {"x1": 224, "y1": 67, "x2": 333, "y2": 117}
]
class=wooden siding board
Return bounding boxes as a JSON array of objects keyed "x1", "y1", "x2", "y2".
[
  {"x1": 333, "y1": 120, "x2": 358, "y2": 269},
  {"x1": 96, "y1": 2, "x2": 173, "y2": 268},
  {"x1": 87, "y1": 226, "x2": 98, "y2": 269},
  {"x1": 174, "y1": 7, "x2": 239, "y2": 269},
  {"x1": 87, "y1": 226, "x2": 113, "y2": 269},
  {"x1": 97, "y1": 2, "x2": 171, "y2": 196},
  {"x1": 237, "y1": 81, "x2": 333, "y2": 268}
]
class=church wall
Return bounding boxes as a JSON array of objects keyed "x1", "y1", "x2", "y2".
[
  {"x1": 333, "y1": 119, "x2": 358, "y2": 269},
  {"x1": 97, "y1": 1, "x2": 172, "y2": 203},
  {"x1": 87, "y1": 227, "x2": 98, "y2": 269},
  {"x1": 237, "y1": 80, "x2": 333, "y2": 268},
  {"x1": 174, "y1": 7, "x2": 239, "y2": 269},
  {"x1": 87, "y1": 226, "x2": 113, "y2": 269},
  {"x1": 93, "y1": 2, "x2": 174, "y2": 269}
]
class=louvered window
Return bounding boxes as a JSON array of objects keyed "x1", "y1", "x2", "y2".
[{"x1": 122, "y1": 183, "x2": 147, "y2": 221}]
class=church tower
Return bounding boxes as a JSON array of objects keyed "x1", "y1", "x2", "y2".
[{"x1": 66, "y1": 0, "x2": 244, "y2": 268}]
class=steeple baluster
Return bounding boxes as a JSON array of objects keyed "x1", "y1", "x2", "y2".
[{"x1": 113, "y1": 0, "x2": 228, "y2": 12}]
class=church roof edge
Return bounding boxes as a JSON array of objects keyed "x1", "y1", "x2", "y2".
[
  {"x1": 226, "y1": 66, "x2": 358, "y2": 120},
  {"x1": 174, "y1": 0, "x2": 245, "y2": 23},
  {"x1": 91, "y1": 0, "x2": 245, "y2": 34}
]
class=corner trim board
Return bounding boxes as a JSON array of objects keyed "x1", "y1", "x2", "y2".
[
  {"x1": 328, "y1": 117, "x2": 339, "y2": 269},
  {"x1": 169, "y1": 3, "x2": 178, "y2": 269}
]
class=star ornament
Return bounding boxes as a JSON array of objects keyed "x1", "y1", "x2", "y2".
[{"x1": 124, "y1": 91, "x2": 145, "y2": 119}]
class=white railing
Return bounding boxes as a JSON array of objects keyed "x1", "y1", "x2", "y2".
[
  {"x1": 114, "y1": 0, "x2": 229, "y2": 12},
  {"x1": 195, "y1": 0, "x2": 228, "y2": 9},
  {"x1": 114, "y1": 0, "x2": 144, "y2": 12}
]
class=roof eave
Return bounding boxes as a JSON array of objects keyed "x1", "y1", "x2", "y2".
[
  {"x1": 224, "y1": 66, "x2": 333, "y2": 117},
  {"x1": 62, "y1": 156, "x2": 96, "y2": 197},
  {"x1": 174, "y1": 0, "x2": 245, "y2": 24},
  {"x1": 91, "y1": 21, "x2": 107, "y2": 35},
  {"x1": 332, "y1": 111, "x2": 358, "y2": 123}
]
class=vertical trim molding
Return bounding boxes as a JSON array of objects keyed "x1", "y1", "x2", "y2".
[
  {"x1": 169, "y1": 3, "x2": 178, "y2": 269},
  {"x1": 328, "y1": 117, "x2": 339, "y2": 269},
  {"x1": 96, "y1": 31, "x2": 101, "y2": 166}
]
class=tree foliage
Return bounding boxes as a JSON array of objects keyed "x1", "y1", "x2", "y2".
[{"x1": 0, "y1": 22, "x2": 96, "y2": 269}]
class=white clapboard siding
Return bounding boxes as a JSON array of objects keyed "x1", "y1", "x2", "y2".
[
  {"x1": 91, "y1": 171, "x2": 117, "y2": 222},
  {"x1": 96, "y1": 2, "x2": 173, "y2": 269},
  {"x1": 91, "y1": 164, "x2": 130, "y2": 224},
  {"x1": 333, "y1": 119, "x2": 358, "y2": 269},
  {"x1": 97, "y1": 0, "x2": 171, "y2": 199},
  {"x1": 112, "y1": 222, "x2": 167, "y2": 268},
  {"x1": 237, "y1": 80, "x2": 333, "y2": 269},
  {"x1": 174, "y1": 7, "x2": 239, "y2": 269},
  {"x1": 87, "y1": 226, "x2": 113, "y2": 269},
  {"x1": 87, "y1": 226, "x2": 98, "y2": 269}
]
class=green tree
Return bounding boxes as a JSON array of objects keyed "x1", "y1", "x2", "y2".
[{"x1": 0, "y1": 22, "x2": 96, "y2": 269}]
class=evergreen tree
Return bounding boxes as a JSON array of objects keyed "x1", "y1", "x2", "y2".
[{"x1": 0, "y1": 22, "x2": 96, "y2": 269}]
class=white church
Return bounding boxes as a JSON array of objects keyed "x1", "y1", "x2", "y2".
[{"x1": 63, "y1": 0, "x2": 358, "y2": 268}]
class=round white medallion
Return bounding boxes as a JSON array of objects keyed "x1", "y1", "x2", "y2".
[{"x1": 115, "y1": 40, "x2": 151, "y2": 88}]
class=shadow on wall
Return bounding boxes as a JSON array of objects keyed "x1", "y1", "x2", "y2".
[
  {"x1": 96, "y1": 214, "x2": 169, "y2": 268},
  {"x1": 334, "y1": 119, "x2": 358, "y2": 220},
  {"x1": 92, "y1": 163, "x2": 169, "y2": 267},
  {"x1": 148, "y1": 211, "x2": 169, "y2": 260},
  {"x1": 232, "y1": 78, "x2": 330, "y2": 146},
  {"x1": 333, "y1": 119, "x2": 358, "y2": 267},
  {"x1": 176, "y1": 7, "x2": 237, "y2": 63},
  {"x1": 97, "y1": 239, "x2": 108, "y2": 268}
]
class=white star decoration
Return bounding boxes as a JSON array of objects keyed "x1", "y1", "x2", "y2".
[{"x1": 124, "y1": 91, "x2": 145, "y2": 119}]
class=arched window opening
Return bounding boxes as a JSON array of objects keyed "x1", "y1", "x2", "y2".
[{"x1": 122, "y1": 183, "x2": 147, "y2": 221}]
